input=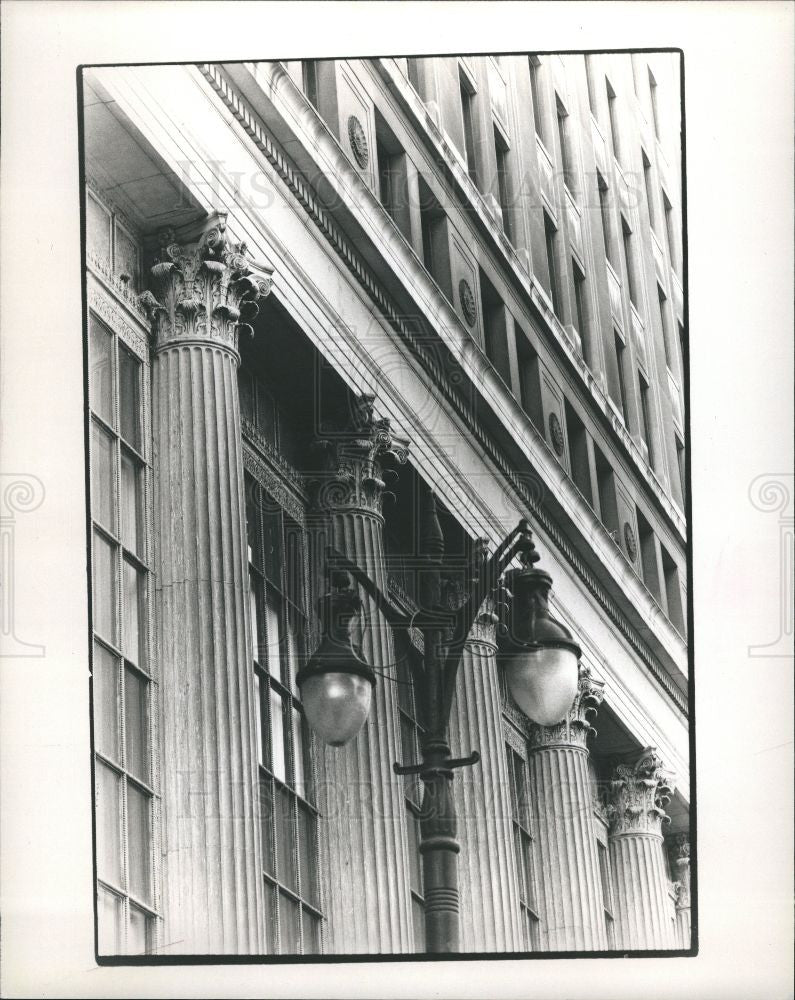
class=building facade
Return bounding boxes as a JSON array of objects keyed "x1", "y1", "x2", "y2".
[{"x1": 82, "y1": 51, "x2": 690, "y2": 957}]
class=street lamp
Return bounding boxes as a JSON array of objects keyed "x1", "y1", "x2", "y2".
[{"x1": 296, "y1": 484, "x2": 581, "y2": 952}]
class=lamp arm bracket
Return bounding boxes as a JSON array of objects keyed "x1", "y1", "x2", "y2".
[
  {"x1": 393, "y1": 750, "x2": 480, "y2": 777},
  {"x1": 325, "y1": 546, "x2": 411, "y2": 631}
]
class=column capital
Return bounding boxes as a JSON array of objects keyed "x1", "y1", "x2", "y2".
[
  {"x1": 528, "y1": 662, "x2": 605, "y2": 751},
  {"x1": 311, "y1": 394, "x2": 409, "y2": 515},
  {"x1": 667, "y1": 833, "x2": 691, "y2": 908},
  {"x1": 607, "y1": 748, "x2": 675, "y2": 838},
  {"x1": 141, "y1": 215, "x2": 273, "y2": 358}
]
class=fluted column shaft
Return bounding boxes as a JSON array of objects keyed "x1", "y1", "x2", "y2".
[
  {"x1": 147, "y1": 220, "x2": 273, "y2": 954},
  {"x1": 311, "y1": 396, "x2": 412, "y2": 953},
  {"x1": 607, "y1": 749, "x2": 678, "y2": 950},
  {"x1": 448, "y1": 617, "x2": 523, "y2": 952},
  {"x1": 668, "y1": 834, "x2": 691, "y2": 948},
  {"x1": 526, "y1": 665, "x2": 607, "y2": 950}
]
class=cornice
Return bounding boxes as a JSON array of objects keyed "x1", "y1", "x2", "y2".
[{"x1": 199, "y1": 63, "x2": 687, "y2": 719}]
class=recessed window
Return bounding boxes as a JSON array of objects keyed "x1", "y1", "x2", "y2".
[
  {"x1": 374, "y1": 111, "x2": 411, "y2": 241},
  {"x1": 529, "y1": 57, "x2": 546, "y2": 145},
  {"x1": 621, "y1": 217, "x2": 639, "y2": 309},
  {"x1": 648, "y1": 68, "x2": 661, "y2": 140},
  {"x1": 594, "y1": 446, "x2": 619, "y2": 537},
  {"x1": 544, "y1": 212, "x2": 562, "y2": 318},
  {"x1": 406, "y1": 57, "x2": 422, "y2": 94},
  {"x1": 660, "y1": 544, "x2": 685, "y2": 634},
  {"x1": 460, "y1": 73, "x2": 479, "y2": 187},
  {"x1": 605, "y1": 77, "x2": 621, "y2": 162},
  {"x1": 663, "y1": 190, "x2": 678, "y2": 272},
  {"x1": 642, "y1": 150, "x2": 657, "y2": 231},
  {"x1": 676, "y1": 436, "x2": 687, "y2": 506},
  {"x1": 556, "y1": 97, "x2": 576, "y2": 193},
  {"x1": 584, "y1": 55, "x2": 598, "y2": 116},
  {"x1": 564, "y1": 400, "x2": 593, "y2": 507},
  {"x1": 658, "y1": 284, "x2": 673, "y2": 368},
  {"x1": 614, "y1": 330, "x2": 629, "y2": 424},
  {"x1": 417, "y1": 178, "x2": 452, "y2": 299},
  {"x1": 480, "y1": 270, "x2": 512, "y2": 387},
  {"x1": 493, "y1": 126, "x2": 514, "y2": 243},
  {"x1": 302, "y1": 61, "x2": 319, "y2": 109},
  {"x1": 636, "y1": 508, "x2": 663, "y2": 601},
  {"x1": 637, "y1": 369, "x2": 655, "y2": 465},
  {"x1": 572, "y1": 260, "x2": 591, "y2": 363},
  {"x1": 598, "y1": 173, "x2": 615, "y2": 267}
]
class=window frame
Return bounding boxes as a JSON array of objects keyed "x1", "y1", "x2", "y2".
[
  {"x1": 87, "y1": 262, "x2": 160, "y2": 956},
  {"x1": 244, "y1": 466, "x2": 323, "y2": 955}
]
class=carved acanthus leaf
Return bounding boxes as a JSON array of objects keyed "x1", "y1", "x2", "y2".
[{"x1": 144, "y1": 215, "x2": 273, "y2": 355}]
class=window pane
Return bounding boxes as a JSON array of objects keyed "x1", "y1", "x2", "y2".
[
  {"x1": 264, "y1": 590, "x2": 283, "y2": 682},
  {"x1": 297, "y1": 803, "x2": 316, "y2": 905},
  {"x1": 127, "y1": 784, "x2": 152, "y2": 906},
  {"x1": 118, "y1": 346, "x2": 141, "y2": 449},
  {"x1": 286, "y1": 615, "x2": 300, "y2": 694},
  {"x1": 127, "y1": 904, "x2": 149, "y2": 955},
  {"x1": 124, "y1": 666, "x2": 149, "y2": 783},
  {"x1": 122, "y1": 559, "x2": 144, "y2": 666},
  {"x1": 263, "y1": 878, "x2": 278, "y2": 954},
  {"x1": 406, "y1": 808, "x2": 422, "y2": 895},
  {"x1": 275, "y1": 785, "x2": 296, "y2": 890},
  {"x1": 291, "y1": 707, "x2": 305, "y2": 797},
  {"x1": 95, "y1": 762, "x2": 122, "y2": 887},
  {"x1": 89, "y1": 317, "x2": 114, "y2": 426},
  {"x1": 91, "y1": 422, "x2": 115, "y2": 532},
  {"x1": 303, "y1": 909, "x2": 320, "y2": 954},
  {"x1": 262, "y1": 509, "x2": 281, "y2": 585},
  {"x1": 259, "y1": 776, "x2": 276, "y2": 877},
  {"x1": 249, "y1": 577, "x2": 260, "y2": 663},
  {"x1": 120, "y1": 452, "x2": 142, "y2": 556},
  {"x1": 253, "y1": 673, "x2": 265, "y2": 767},
  {"x1": 279, "y1": 892, "x2": 301, "y2": 954},
  {"x1": 269, "y1": 688, "x2": 286, "y2": 782},
  {"x1": 412, "y1": 896, "x2": 425, "y2": 953},
  {"x1": 93, "y1": 642, "x2": 120, "y2": 761},
  {"x1": 97, "y1": 885, "x2": 123, "y2": 954},
  {"x1": 93, "y1": 531, "x2": 117, "y2": 644}
]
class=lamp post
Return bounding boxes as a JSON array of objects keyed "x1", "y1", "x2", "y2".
[{"x1": 296, "y1": 483, "x2": 581, "y2": 954}]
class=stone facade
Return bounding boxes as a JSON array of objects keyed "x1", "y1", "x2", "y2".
[{"x1": 82, "y1": 51, "x2": 690, "y2": 956}]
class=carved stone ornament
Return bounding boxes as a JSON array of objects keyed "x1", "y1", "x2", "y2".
[
  {"x1": 528, "y1": 661, "x2": 605, "y2": 750},
  {"x1": 458, "y1": 278, "x2": 477, "y2": 327},
  {"x1": 667, "y1": 833, "x2": 691, "y2": 909},
  {"x1": 347, "y1": 116, "x2": 369, "y2": 169},
  {"x1": 140, "y1": 215, "x2": 273, "y2": 357},
  {"x1": 310, "y1": 393, "x2": 409, "y2": 515},
  {"x1": 623, "y1": 522, "x2": 638, "y2": 562},
  {"x1": 548, "y1": 412, "x2": 565, "y2": 456},
  {"x1": 606, "y1": 748, "x2": 675, "y2": 838}
]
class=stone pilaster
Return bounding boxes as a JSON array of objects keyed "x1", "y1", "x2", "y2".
[
  {"x1": 526, "y1": 663, "x2": 608, "y2": 950},
  {"x1": 448, "y1": 600, "x2": 523, "y2": 952},
  {"x1": 667, "y1": 833, "x2": 691, "y2": 948},
  {"x1": 144, "y1": 217, "x2": 273, "y2": 954},
  {"x1": 606, "y1": 748, "x2": 678, "y2": 950},
  {"x1": 310, "y1": 395, "x2": 413, "y2": 953}
]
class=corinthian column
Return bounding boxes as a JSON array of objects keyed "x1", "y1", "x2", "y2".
[
  {"x1": 607, "y1": 749, "x2": 678, "y2": 950},
  {"x1": 667, "y1": 833, "x2": 691, "y2": 948},
  {"x1": 310, "y1": 395, "x2": 413, "y2": 953},
  {"x1": 448, "y1": 598, "x2": 523, "y2": 952},
  {"x1": 143, "y1": 217, "x2": 273, "y2": 954},
  {"x1": 526, "y1": 663, "x2": 608, "y2": 950}
]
